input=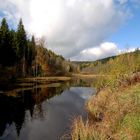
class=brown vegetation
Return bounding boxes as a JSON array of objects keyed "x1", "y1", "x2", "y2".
[
  {"x1": 78, "y1": 49, "x2": 140, "y2": 76},
  {"x1": 71, "y1": 73, "x2": 140, "y2": 140}
]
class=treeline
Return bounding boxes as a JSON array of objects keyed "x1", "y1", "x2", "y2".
[
  {"x1": 0, "y1": 18, "x2": 78, "y2": 79},
  {"x1": 77, "y1": 49, "x2": 140, "y2": 88},
  {"x1": 0, "y1": 18, "x2": 36, "y2": 76},
  {"x1": 77, "y1": 49, "x2": 140, "y2": 75}
]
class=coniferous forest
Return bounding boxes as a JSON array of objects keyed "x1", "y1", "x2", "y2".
[{"x1": 0, "y1": 18, "x2": 78, "y2": 80}]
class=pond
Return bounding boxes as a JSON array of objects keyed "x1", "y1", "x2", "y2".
[{"x1": 0, "y1": 78, "x2": 95, "y2": 140}]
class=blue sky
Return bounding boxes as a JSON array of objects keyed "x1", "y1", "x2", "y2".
[
  {"x1": 109, "y1": 6, "x2": 140, "y2": 49},
  {"x1": 0, "y1": 0, "x2": 140, "y2": 61}
]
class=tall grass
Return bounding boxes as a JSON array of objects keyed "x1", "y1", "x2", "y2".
[
  {"x1": 71, "y1": 81, "x2": 140, "y2": 140},
  {"x1": 71, "y1": 116, "x2": 105, "y2": 140}
]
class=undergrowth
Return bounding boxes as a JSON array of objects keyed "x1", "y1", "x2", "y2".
[{"x1": 71, "y1": 73, "x2": 140, "y2": 140}]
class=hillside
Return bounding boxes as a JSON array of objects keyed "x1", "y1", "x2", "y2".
[
  {"x1": 74, "y1": 49, "x2": 140, "y2": 75},
  {"x1": 33, "y1": 46, "x2": 79, "y2": 77}
]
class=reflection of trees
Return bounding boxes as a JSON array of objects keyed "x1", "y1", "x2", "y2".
[
  {"x1": 0, "y1": 95, "x2": 26, "y2": 136},
  {"x1": 0, "y1": 82, "x2": 70, "y2": 137},
  {"x1": 69, "y1": 78, "x2": 91, "y2": 87},
  {"x1": 0, "y1": 79, "x2": 93, "y2": 138},
  {"x1": 32, "y1": 86, "x2": 64, "y2": 104}
]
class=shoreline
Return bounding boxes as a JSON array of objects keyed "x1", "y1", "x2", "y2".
[{"x1": 71, "y1": 72, "x2": 140, "y2": 140}]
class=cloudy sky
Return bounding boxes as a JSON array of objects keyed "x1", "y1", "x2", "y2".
[{"x1": 0, "y1": 0, "x2": 140, "y2": 61}]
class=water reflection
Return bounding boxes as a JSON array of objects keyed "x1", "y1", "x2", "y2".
[{"x1": 0, "y1": 79, "x2": 95, "y2": 140}]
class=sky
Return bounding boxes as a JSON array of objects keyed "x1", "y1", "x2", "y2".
[{"x1": 0, "y1": 0, "x2": 140, "y2": 61}]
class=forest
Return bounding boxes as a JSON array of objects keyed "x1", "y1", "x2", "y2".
[
  {"x1": 0, "y1": 18, "x2": 78, "y2": 81},
  {"x1": 76, "y1": 50, "x2": 140, "y2": 74}
]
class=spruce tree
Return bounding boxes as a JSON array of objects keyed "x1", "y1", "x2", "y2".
[
  {"x1": 16, "y1": 19, "x2": 27, "y2": 76},
  {"x1": 26, "y1": 35, "x2": 36, "y2": 75},
  {"x1": 30, "y1": 35, "x2": 36, "y2": 62},
  {"x1": 0, "y1": 18, "x2": 14, "y2": 66},
  {"x1": 9, "y1": 29, "x2": 17, "y2": 65}
]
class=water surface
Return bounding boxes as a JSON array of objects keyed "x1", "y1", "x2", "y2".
[{"x1": 0, "y1": 79, "x2": 95, "y2": 140}]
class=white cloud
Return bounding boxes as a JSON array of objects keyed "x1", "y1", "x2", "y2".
[
  {"x1": 29, "y1": 0, "x2": 128, "y2": 58},
  {"x1": 0, "y1": 0, "x2": 136, "y2": 60},
  {"x1": 118, "y1": 47, "x2": 139, "y2": 54},
  {"x1": 71, "y1": 42, "x2": 139, "y2": 61},
  {"x1": 71, "y1": 42, "x2": 119, "y2": 61}
]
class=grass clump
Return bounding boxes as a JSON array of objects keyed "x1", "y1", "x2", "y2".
[{"x1": 71, "y1": 116, "x2": 105, "y2": 140}]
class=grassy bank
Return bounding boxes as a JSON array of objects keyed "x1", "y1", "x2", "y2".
[{"x1": 71, "y1": 73, "x2": 140, "y2": 140}]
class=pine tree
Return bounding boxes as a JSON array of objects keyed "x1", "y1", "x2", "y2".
[
  {"x1": 30, "y1": 36, "x2": 36, "y2": 62},
  {"x1": 26, "y1": 35, "x2": 36, "y2": 75},
  {"x1": 0, "y1": 18, "x2": 14, "y2": 66},
  {"x1": 16, "y1": 18, "x2": 27, "y2": 76},
  {"x1": 9, "y1": 29, "x2": 17, "y2": 64}
]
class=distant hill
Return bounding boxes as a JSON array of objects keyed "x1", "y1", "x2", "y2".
[{"x1": 73, "y1": 49, "x2": 140, "y2": 74}]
